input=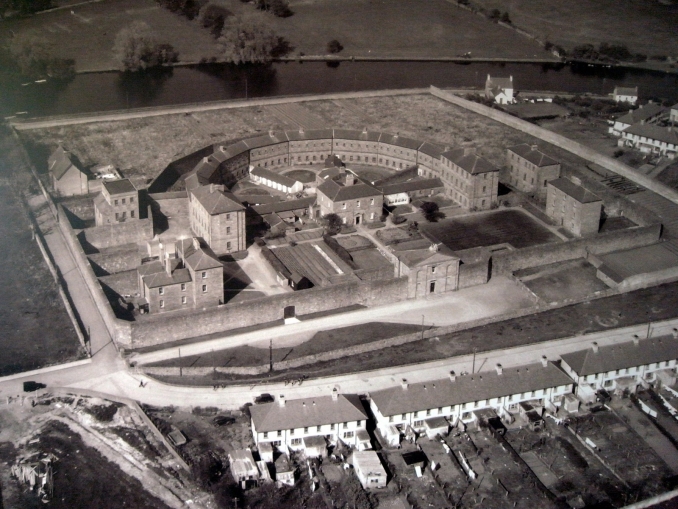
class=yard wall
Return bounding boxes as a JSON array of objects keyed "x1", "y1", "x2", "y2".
[
  {"x1": 78, "y1": 208, "x2": 153, "y2": 250},
  {"x1": 126, "y1": 276, "x2": 409, "y2": 348},
  {"x1": 430, "y1": 86, "x2": 678, "y2": 205},
  {"x1": 492, "y1": 224, "x2": 661, "y2": 275},
  {"x1": 458, "y1": 259, "x2": 490, "y2": 289},
  {"x1": 88, "y1": 247, "x2": 140, "y2": 276}
]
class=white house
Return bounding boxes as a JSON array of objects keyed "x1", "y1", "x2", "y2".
[
  {"x1": 249, "y1": 389, "x2": 369, "y2": 452},
  {"x1": 378, "y1": 178, "x2": 444, "y2": 206},
  {"x1": 670, "y1": 103, "x2": 678, "y2": 124},
  {"x1": 560, "y1": 335, "x2": 678, "y2": 395},
  {"x1": 608, "y1": 103, "x2": 666, "y2": 136},
  {"x1": 613, "y1": 86, "x2": 638, "y2": 105},
  {"x1": 620, "y1": 124, "x2": 678, "y2": 159},
  {"x1": 249, "y1": 165, "x2": 303, "y2": 194},
  {"x1": 485, "y1": 75, "x2": 515, "y2": 105},
  {"x1": 369, "y1": 359, "x2": 574, "y2": 435},
  {"x1": 353, "y1": 451, "x2": 387, "y2": 489}
]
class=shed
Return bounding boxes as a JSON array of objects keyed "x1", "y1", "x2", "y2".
[
  {"x1": 562, "y1": 393, "x2": 580, "y2": 413},
  {"x1": 355, "y1": 428, "x2": 372, "y2": 451},
  {"x1": 274, "y1": 453, "x2": 295, "y2": 486},
  {"x1": 303, "y1": 436, "x2": 327, "y2": 458},
  {"x1": 381, "y1": 425, "x2": 401, "y2": 447},
  {"x1": 402, "y1": 450, "x2": 427, "y2": 470},
  {"x1": 167, "y1": 429, "x2": 187, "y2": 447},
  {"x1": 353, "y1": 451, "x2": 387, "y2": 489},
  {"x1": 228, "y1": 449, "x2": 260, "y2": 485},
  {"x1": 257, "y1": 460, "x2": 272, "y2": 483},
  {"x1": 258, "y1": 442, "x2": 274, "y2": 463},
  {"x1": 423, "y1": 416, "x2": 449, "y2": 439}
]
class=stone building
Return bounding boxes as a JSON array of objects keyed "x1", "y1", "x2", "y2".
[
  {"x1": 316, "y1": 173, "x2": 383, "y2": 225},
  {"x1": 189, "y1": 184, "x2": 246, "y2": 255},
  {"x1": 506, "y1": 144, "x2": 561, "y2": 199},
  {"x1": 608, "y1": 103, "x2": 665, "y2": 136},
  {"x1": 546, "y1": 176, "x2": 602, "y2": 236},
  {"x1": 378, "y1": 178, "x2": 444, "y2": 206},
  {"x1": 48, "y1": 145, "x2": 88, "y2": 196},
  {"x1": 394, "y1": 243, "x2": 460, "y2": 298},
  {"x1": 485, "y1": 75, "x2": 515, "y2": 105},
  {"x1": 249, "y1": 166, "x2": 303, "y2": 194},
  {"x1": 440, "y1": 148, "x2": 499, "y2": 210},
  {"x1": 137, "y1": 238, "x2": 223, "y2": 314},
  {"x1": 612, "y1": 86, "x2": 638, "y2": 105},
  {"x1": 94, "y1": 179, "x2": 139, "y2": 226}
]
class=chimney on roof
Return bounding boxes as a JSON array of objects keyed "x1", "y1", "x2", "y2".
[
  {"x1": 269, "y1": 130, "x2": 274, "y2": 137},
  {"x1": 530, "y1": 144, "x2": 538, "y2": 152},
  {"x1": 401, "y1": 378, "x2": 408, "y2": 390},
  {"x1": 209, "y1": 183, "x2": 216, "y2": 193},
  {"x1": 164, "y1": 251, "x2": 172, "y2": 276},
  {"x1": 640, "y1": 119, "x2": 645, "y2": 125},
  {"x1": 592, "y1": 342, "x2": 599, "y2": 353},
  {"x1": 278, "y1": 395, "x2": 285, "y2": 407},
  {"x1": 428, "y1": 243, "x2": 439, "y2": 252},
  {"x1": 541, "y1": 355, "x2": 548, "y2": 367},
  {"x1": 362, "y1": 127, "x2": 368, "y2": 134},
  {"x1": 299, "y1": 127, "x2": 305, "y2": 135},
  {"x1": 633, "y1": 334, "x2": 640, "y2": 346},
  {"x1": 332, "y1": 387, "x2": 338, "y2": 401},
  {"x1": 495, "y1": 363, "x2": 503, "y2": 375},
  {"x1": 449, "y1": 371, "x2": 456, "y2": 382},
  {"x1": 344, "y1": 172, "x2": 355, "y2": 186},
  {"x1": 570, "y1": 175, "x2": 582, "y2": 186},
  {"x1": 673, "y1": 328, "x2": 678, "y2": 339},
  {"x1": 193, "y1": 237, "x2": 200, "y2": 250}
]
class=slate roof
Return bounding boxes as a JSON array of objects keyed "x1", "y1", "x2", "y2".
[
  {"x1": 180, "y1": 242, "x2": 223, "y2": 271},
  {"x1": 379, "y1": 133, "x2": 422, "y2": 151},
  {"x1": 138, "y1": 260, "x2": 192, "y2": 289},
  {"x1": 369, "y1": 361, "x2": 573, "y2": 417},
  {"x1": 191, "y1": 185, "x2": 244, "y2": 215},
  {"x1": 318, "y1": 167, "x2": 343, "y2": 181},
  {"x1": 623, "y1": 124, "x2": 678, "y2": 145},
  {"x1": 244, "y1": 131, "x2": 289, "y2": 149},
  {"x1": 251, "y1": 197, "x2": 315, "y2": 215},
  {"x1": 417, "y1": 142, "x2": 445, "y2": 159},
  {"x1": 549, "y1": 178, "x2": 601, "y2": 204},
  {"x1": 286, "y1": 128, "x2": 335, "y2": 141},
  {"x1": 487, "y1": 76, "x2": 514, "y2": 90},
  {"x1": 442, "y1": 149, "x2": 497, "y2": 175},
  {"x1": 103, "y1": 178, "x2": 136, "y2": 195},
  {"x1": 333, "y1": 128, "x2": 380, "y2": 142},
  {"x1": 48, "y1": 145, "x2": 81, "y2": 180},
  {"x1": 317, "y1": 179, "x2": 381, "y2": 201},
  {"x1": 395, "y1": 244, "x2": 459, "y2": 268},
  {"x1": 379, "y1": 178, "x2": 444, "y2": 195},
  {"x1": 508, "y1": 144, "x2": 559, "y2": 167},
  {"x1": 251, "y1": 166, "x2": 298, "y2": 188},
  {"x1": 615, "y1": 103, "x2": 665, "y2": 125},
  {"x1": 324, "y1": 155, "x2": 345, "y2": 168},
  {"x1": 250, "y1": 394, "x2": 368, "y2": 433},
  {"x1": 614, "y1": 86, "x2": 638, "y2": 97},
  {"x1": 560, "y1": 335, "x2": 678, "y2": 376}
]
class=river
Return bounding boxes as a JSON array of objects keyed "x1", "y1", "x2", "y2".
[{"x1": 2, "y1": 60, "x2": 677, "y2": 118}]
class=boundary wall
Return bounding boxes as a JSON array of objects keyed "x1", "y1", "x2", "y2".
[{"x1": 430, "y1": 86, "x2": 678, "y2": 205}]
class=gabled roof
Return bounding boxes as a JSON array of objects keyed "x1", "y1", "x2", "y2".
[
  {"x1": 250, "y1": 394, "x2": 368, "y2": 433},
  {"x1": 244, "y1": 131, "x2": 289, "y2": 149},
  {"x1": 615, "y1": 103, "x2": 665, "y2": 125},
  {"x1": 138, "y1": 260, "x2": 192, "y2": 289},
  {"x1": 251, "y1": 197, "x2": 315, "y2": 215},
  {"x1": 370, "y1": 361, "x2": 573, "y2": 417},
  {"x1": 333, "y1": 128, "x2": 380, "y2": 142},
  {"x1": 549, "y1": 178, "x2": 601, "y2": 203},
  {"x1": 395, "y1": 243, "x2": 459, "y2": 268},
  {"x1": 191, "y1": 185, "x2": 244, "y2": 215},
  {"x1": 379, "y1": 133, "x2": 422, "y2": 151},
  {"x1": 318, "y1": 167, "x2": 343, "y2": 181},
  {"x1": 507, "y1": 144, "x2": 559, "y2": 167},
  {"x1": 560, "y1": 335, "x2": 678, "y2": 376},
  {"x1": 250, "y1": 166, "x2": 298, "y2": 188},
  {"x1": 324, "y1": 155, "x2": 345, "y2": 168},
  {"x1": 184, "y1": 247, "x2": 223, "y2": 271},
  {"x1": 442, "y1": 149, "x2": 497, "y2": 175},
  {"x1": 317, "y1": 179, "x2": 381, "y2": 201},
  {"x1": 623, "y1": 124, "x2": 678, "y2": 145},
  {"x1": 379, "y1": 178, "x2": 444, "y2": 196},
  {"x1": 417, "y1": 142, "x2": 445, "y2": 159},
  {"x1": 103, "y1": 178, "x2": 136, "y2": 195},
  {"x1": 48, "y1": 145, "x2": 82, "y2": 180},
  {"x1": 285, "y1": 128, "x2": 335, "y2": 141},
  {"x1": 614, "y1": 86, "x2": 638, "y2": 96}
]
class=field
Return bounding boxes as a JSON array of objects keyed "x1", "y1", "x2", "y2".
[
  {"x1": 0, "y1": 131, "x2": 83, "y2": 376},
  {"x1": 471, "y1": 0, "x2": 678, "y2": 58},
  {"x1": 420, "y1": 209, "x2": 561, "y2": 251}
]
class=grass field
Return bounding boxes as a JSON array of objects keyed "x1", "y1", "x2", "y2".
[
  {"x1": 472, "y1": 0, "x2": 678, "y2": 57},
  {"x1": 420, "y1": 209, "x2": 561, "y2": 251}
]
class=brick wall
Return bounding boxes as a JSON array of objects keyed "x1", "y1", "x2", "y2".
[{"x1": 128, "y1": 276, "x2": 408, "y2": 347}]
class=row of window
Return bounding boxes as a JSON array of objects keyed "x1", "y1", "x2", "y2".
[
  {"x1": 113, "y1": 196, "x2": 134, "y2": 206},
  {"x1": 262, "y1": 421, "x2": 360, "y2": 439},
  {"x1": 289, "y1": 431, "x2": 354, "y2": 445},
  {"x1": 114, "y1": 211, "x2": 134, "y2": 220},
  {"x1": 158, "y1": 285, "x2": 208, "y2": 307}
]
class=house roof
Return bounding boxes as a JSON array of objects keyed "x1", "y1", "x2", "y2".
[
  {"x1": 417, "y1": 142, "x2": 445, "y2": 159},
  {"x1": 615, "y1": 103, "x2": 666, "y2": 125},
  {"x1": 508, "y1": 144, "x2": 559, "y2": 167},
  {"x1": 229, "y1": 449, "x2": 259, "y2": 477},
  {"x1": 369, "y1": 361, "x2": 573, "y2": 417},
  {"x1": 250, "y1": 394, "x2": 368, "y2": 433},
  {"x1": 234, "y1": 194, "x2": 281, "y2": 206},
  {"x1": 191, "y1": 185, "x2": 244, "y2": 215},
  {"x1": 442, "y1": 149, "x2": 497, "y2": 175},
  {"x1": 317, "y1": 179, "x2": 381, "y2": 201},
  {"x1": 285, "y1": 128, "x2": 335, "y2": 141},
  {"x1": 623, "y1": 124, "x2": 678, "y2": 146},
  {"x1": 244, "y1": 131, "x2": 289, "y2": 149},
  {"x1": 353, "y1": 451, "x2": 386, "y2": 475},
  {"x1": 181, "y1": 242, "x2": 223, "y2": 271},
  {"x1": 395, "y1": 243, "x2": 459, "y2": 268},
  {"x1": 379, "y1": 178, "x2": 444, "y2": 196},
  {"x1": 486, "y1": 75, "x2": 513, "y2": 94},
  {"x1": 318, "y1": 167, "x2": 343, "y2": 181},
  {"x1": 251, "y1": 166, "x2": 298, "y2": 188},
  {"x1": 48, "y1": 145, "x2": 81, "y2": 180},
  {"x1": 275, "y1": 453, "x2": 293, "y2": 472},
  {"x1": 324, "y1": 155, "x2": 345, "y2": 168},
  {"x1": 138, "y1": 260, "x2": 192, "y2": 289},
  {"x1": 251, "y1": 197, "x2": 315, "y2": 215},
  {"x1": 379, "y1": 133, "x2": 422, "y2": 150},
  {"x1": 614, "y1": 86, "x2": 638, "y2": 96},
  {"x1": 560, "y1": 335, "x2": 678, "y2": 376},
  {"x1": 333, "y1": 128, "x2": 381, "y2": 142},
  {"x1": 102, "y1": 178, "x2": 136, "y2": 195},
  {"x1": 549, "y1": 178, "x2": 601, "y2": 203}
]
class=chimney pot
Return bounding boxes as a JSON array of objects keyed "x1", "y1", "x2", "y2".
[
  {"x1": 673, "y1": 328, "x2": 678, "y2": 339},
  {"x1": 278, "y1": 395, "x2": 285, "y2": 407},
  {"x1": 401, "y1": 378, "x2": 409, "y2": 390},
  {"x1": 541, "y1": 355, "x2": 548, "y2": 367},
  {"x1": 530, "y1": 144, "x2": 538, "y2": 152},
  {"x1": 495, "y1": 363, "x2": 503, "y2": 375},
  {"x1": 449, "y1": 371, "x2": 456, "y2": 382},
  {"x1": 633, "y1": 335, "x2": 640, "y2": 346},
  {"x1": 332, "y1": 387, "x2": 338, "y2": 401},
  {"x1": 592, "y1": 342, "x2": 599, "y2": 353}
]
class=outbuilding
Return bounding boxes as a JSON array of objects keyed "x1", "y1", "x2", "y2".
[{"x1": 353, "y1": 451, "x2": 388, "y2": 489}]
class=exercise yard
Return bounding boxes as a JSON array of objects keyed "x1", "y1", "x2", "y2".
[{"x1": 420, "y1": 208, "x2": 561, "y2": 251}]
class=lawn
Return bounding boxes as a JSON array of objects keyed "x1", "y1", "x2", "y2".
[
  {"x1": 471, "y1": 0, "x2": 678, "y2": 57},
  {"x1": 420, "y1": 209, "x2": 561, "y2": 251}
]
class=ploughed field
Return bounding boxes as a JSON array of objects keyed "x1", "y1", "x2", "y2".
[{"x1": 420, "y1": 209, "x2": 560, "y2": 251}]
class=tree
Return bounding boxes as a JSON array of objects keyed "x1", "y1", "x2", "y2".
[
  {"x1": 8, "y1": 30, "x2": 75, "y2": 80},
  {"x1": 217, "y1": 12, "x2": 289, "y2": 64},
  {"x1": 500, "y1": 11, "x2": 510, "y2": 23},
  {"x1": 322, "y1": 213, "x2": 343, "y2": 235},
  {"x1": 327, "y1": 39, "x2": 344, "y2": 54},
  {"x1": 420, "y1": 201, "x2": 444, "y2": 222},
  {"x1": 112, "y1": 21, "x2": 178, "y2": 72},
  {"x1": 199, "y1": 4, "x2": 232, "y2": 37},
  {"x1": 270, "y1": 0, "x2": 292, "y2": 17}
]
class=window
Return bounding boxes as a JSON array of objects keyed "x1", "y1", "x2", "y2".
[
  {"x1": 159, "y1": 300, "x2": 164, "y2": 308},
  {"x1": 272, "y1": 440, "x2": 281, "y2": 446},
  {"x1": 401, "y1": 413, "x2": 406, "y2": 420},
  {"x1": 130, "y1": 197, "x2": 134, "y2": 203},
  {"x1": 342, "y1": 203, "x2": 346, "y2": 209},
  {"x1": 413, "y1": 420, "x2": 423, "y2": 427},
  {"x1": 304, "y1": 427, "x2": 309, "y2": 434},
  {"x1": 181, "y1": 283, "x2": 186, "y2": 291},
  {"x1": 356, "y1": 201, "x2": 360, "y2": 208},
  {"x1": 227, "y1": 227, "x2": 231, "y2": 234},
  {"x1": 122, "y1": 198, "x2": 126, "y2": 204},
  {"x1": 370, "y1": 198, "x2": 374, "y2": 205},
  {"x1": 357, "y1": 420, "x2": 362, "y2": 426},
  {"x1": 159, "y1": 287, "x2": 164, "y2": 295},
  {"x1": 431, "y1": 266, "x2": 436, "y2": 273},
  {"x1": 316, "y1": 426, "x2": 321, "y2": 432},
  {"x1": 343, "y1": 422, "x2": 348, "y2": 429},
  {"x1": 291, "y1": 438, "x2": 302, "y2": 446},
  {"x1": 263, "y1": 432, "x2": 268, "y2": 438},
  {"x1": 115, "y1": 212, "x2": 119, "y2": 220},
  {"x1": 343, "y1": 431, "x2": 354, "y2": 439},
  {"x1": 277, "y1": 430, "x2": 282, "y2": 437},
  {"x1": 202, "y1": 285, "x2": 207, "y2": 292},
  {"x1": 389, "y1": 416, "x2": 394, "y2": 423},
  {"x1": 181, "y1": 296, "x2": 187, "y2": 304},
  {"x1": 130, "y1": 210, "x2": 135, "y2": 218},
  {"x1": 201, "y1": 272, "x2": 207, "y2": 279},
  {"x1": 227, "y1": 241, "x2": 231, "y2": 250},
  {"x1": 438, "y1": 407, "x2": 443, "y2": 415},
  {"x1": 330, "y1": 423, "x2": 335, "y2": 430},
  {"x1": 426, "y1": 409, "x2": 431, "y2": 416},
  {"x1": 290, "y1": 429, "x2": 295, "y2": 436},
  {"x1": 114, "y1": 199, "x2": 119, "y2": 206}
]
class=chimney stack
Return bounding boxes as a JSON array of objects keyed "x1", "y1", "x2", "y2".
[
  {"x1": 449, "y1": 371, "x2": 456, "y2": 382},
  {"x1": 570, "y1": 175, "x2": 582, "y2": 186},
  {"x1": 673, "y1": 328, "x2": 678, "y2": 339},
  {"x1": 633, "y1": 334, "x2": 640, "y2": 346},
  {"x1": 344, "y1": 172, "x2": 355, "y2": 186},
  {"x1": 332, "y1": 387, "x2": 338, "y2": 401},
  {"x1": 592, "y1": 342, "x2": 599, "y2": 353},
  {"x1": 278, "y1": 395, "x2": 285, "y2": 407},
  {"x1": 401, "y1": 378, "x2": 409, "y2": 390},
  {"x1": 530, "y1": 144, "x2": 538, "y2": 152},
  {"x1": 495, "y1": 363, "x2": 503, "y2": 375},
  {"x1": 541, "y1": 355, "x2": 548, "y2": 367}
]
